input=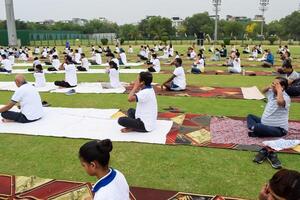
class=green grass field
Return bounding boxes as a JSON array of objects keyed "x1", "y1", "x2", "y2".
[{"x1": 0, "y1": 44, "x2": 300, "y2": 199}]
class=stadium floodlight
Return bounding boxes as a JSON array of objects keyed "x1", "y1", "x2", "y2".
[
  {"x1": 259, "y1": 0, "x2": 270, "y2": 37},
  {"x1": 5, "y1": 0, "x2": 18, "y2": 46},
  {"x1": 212, "y1": 0, "x2": 221, "y2": 44}
]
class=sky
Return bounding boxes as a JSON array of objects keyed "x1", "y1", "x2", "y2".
[{"x1": 0, "y1": 0, "x2": 299, "y2": 24}]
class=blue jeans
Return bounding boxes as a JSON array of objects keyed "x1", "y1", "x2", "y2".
[
  {"x1": 191, "y1": 67, "x2": 201, "y2": 74},
  {"x1": 1, "y1": 111, "x2": 39, "y2": 123},
  {"x1": 246, "y1": 114, "x2": 287, "y2": 137}
]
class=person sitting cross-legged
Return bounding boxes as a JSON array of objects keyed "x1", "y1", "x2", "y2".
[
  {"x1": 0, "y1": 74, "x2": 44, "y2": 123},
  {"x1": 54, "y1": 55, "x2": 77, "y2": 88},
  {"x1": 161, "y1": 58, "x2": 186, "y2": 91},
  {"x1": 118, "y1": 72, "x2": 157, "y2": 133},
  {"x1": 247, "y1": 77, "x2": 290, "y2": 137}
]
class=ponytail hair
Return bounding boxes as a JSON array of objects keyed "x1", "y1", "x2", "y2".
[{"x1": 79, "y1": 139, "x2": 113, "y2": 167}]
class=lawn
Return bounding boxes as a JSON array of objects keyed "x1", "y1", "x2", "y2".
[{"x1": 0, "y1": 44, "x2": 300, "y2": 199}]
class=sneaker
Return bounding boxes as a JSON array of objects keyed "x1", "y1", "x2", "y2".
[
  {"x1": 65, "y1": 89, "x2": 76, "y2": 96},
  {"x1": 253, "y1": 148, "x2": 268, "y2": 164},
  {"x1": 267, "y1": 152, "x2": 282, "y2": 169}
]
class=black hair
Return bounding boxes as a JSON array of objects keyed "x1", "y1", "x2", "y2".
[
  {"x1": 139, "y1": 71, "x2": 153, "y2": 87},
  {"x1": 198, "y1": 53, "x2": 203, "y2": 58},
  {"x1": 75, "y1": 49, "x2": 79, "y2": 53},
  {"x1": 81, "y1": 53, "x2": 85, "y2": 57},
  {"x1": 66, "y1": 55, "x2": 73, "y2": 64},
  {"x1": 269, "y1": 169, "x2": 300, "y2": 200},
  {"x1": 152, "y1": 54, "x2": 157, "y2": 59},
  {"x1": 109, "y1": 61, "x2": 118, "y2": 70},
  {"x1": 79, "y1": 139, "x2": 113, "y2": 167},
  {"x1": 35, "y1": 64, "x2": 43, "y2": 71},
  {"x1": 106, "y1": 52, "x2": 115, "y2": 58},
  {"x1": 275, "y1": 77, "x2": 288, "y2": 90},
  {"x1": 1, "y1": 54, "x2": 6, "y2": 59},
  {"x1": 53, "y1": 55, "x2": 58, "y2": 59},
  {"x1": 175, "y1": 58, "x2": 182, "y2": 66},
  {"x1": 34, "y1": 57, "x2": 39, "y2": 60},
  {"x1": 283, "y1": 60, "x2": 293, "y2": 69}
]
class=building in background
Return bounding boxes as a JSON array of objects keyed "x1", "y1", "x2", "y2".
[
  {"x1": 226, "y1": 15, "x2": 251, "y2": 23},
  {"x1": 171, "y1": 17, "x2": 184, "y2": 28}
]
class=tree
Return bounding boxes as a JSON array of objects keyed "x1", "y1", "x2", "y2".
[
  {"x1": 119, "y1": 24, "x2": 139, "y2": 40},
  {"x1": 279, "y1": 11, "x2": 300, "y2": 40},
  {"x1": 183, "y1": 12, "x2": 214, "y2": 37}
]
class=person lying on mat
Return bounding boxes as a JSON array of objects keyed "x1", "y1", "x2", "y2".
[
  {"x1": 77, "y1": 53, "x2": 91, "y2": 72},
  {"x1": 118, "y1": 72, "x2": 157, "y2": 133},
  {"x1": 0, "y1": 74, "x2": 44, "y2": 123},
  {"x1": 54, "y1": 55, "x2": 77, "y2": 88},
  {"x1": 161, "y1": 58, "x2": 186, "y2": 91},
  {"x1": 79, "y1": 139, "x2": 130, "y2": 200},
  {"x1": 247, "y1": 77, "x2": 290, "y2": 137},
  {"x1": 259, "y1": 169, "x2": 300, "y2": 200}
]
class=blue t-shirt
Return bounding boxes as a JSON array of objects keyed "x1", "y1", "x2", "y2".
[{"x1": 266, "y1": 53, "x2": 274, "y2": 65}]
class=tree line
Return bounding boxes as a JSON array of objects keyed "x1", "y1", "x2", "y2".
[{"x1": 0, "y1": 11, "x2": 300, "y2": 41}]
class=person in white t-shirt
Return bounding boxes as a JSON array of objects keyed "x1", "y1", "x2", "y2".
[
  {"x1": 118, "y1": 49, "x2": 127, "y2": 66},
  {"x1": 147, "y1": 54, "x2": 160, "y2": 73},
  {"x1": 48, "y1": 55, "x2": 61, "y2": 71},
  {"x1": 128, "y1": 45, "x2": 133, "y2": 54},
  {"x1": 54, "y1": 55, "x2": 77, "y2": 88},
  {"x1": 34, "y1": 64, "x2": 46, "y2": 87},
  {"x1": 27, "y1": 57, "x2": 41, "y2": 72},
  {"x1": 41, "y1": 50, "x2": 48, "y2": 59},
  {"x1": 0, "y1": 74, "x2": 43, "y2": 123},
  {"x1": 106, "y1": 53, "x2": 120, "y2": 69},
  {"x1": 90, "y1": 50, "x2": 102, "y2": 65},
  {"x1": 77, "y1": 53, "x2": 91, "y2": 72},
  {"x1": 78, "y1": 46, "x2": 83, "y2": 54},
  {"x1": 228, "y1": 53, "x2": 242, "y2": 73},
  {"x1": 8, "y1": 52, "x2": 15, "y2": 65},
  {"x1": 118, "y1": 72, "x2": 158, "y2": 133},
  {"x1": 0, "y1": 55, "x2": 12, "y2": 73},
  {"x1": 191, "y1": 54, "x2": 205, "y2": 74},
  {"x1": 162, "y1": 58, "x2": 186, "y2": 91},
  {"x1": 102, "y1": 61, "x2": 122, "y2": 89},
  {"x1": 79, "y1": 139, "x2": 130, "y2": 200},
  {"x1": 73, "y1": 49, "x2": 81, "y2": 64}
]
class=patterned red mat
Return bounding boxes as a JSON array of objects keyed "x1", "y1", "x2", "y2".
[
  {"x1": 125, "y1": 85, "x2": 300, "y2": 103},
  {"x1": 158, "y1": 112, "x2": 300, "y2": 154},
  {"x1": 0, "y1": 174, "x2": 247, "y2": 200}
]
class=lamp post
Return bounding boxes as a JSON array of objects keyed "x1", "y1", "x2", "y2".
[
  {"x1": 212, "y1": 0, "x2": 221, "y2": 44},
  {"x1": 5, "y1": 0, "x2": 18, "y2": 46},
  {"x1": 259, "y1": 0, "x2": 269, "y2": 38}
]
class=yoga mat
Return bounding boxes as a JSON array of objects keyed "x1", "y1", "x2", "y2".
[
  {"x1": 99, "y1": 62, "x2": 143, "y2": 67},
  {"x1": 241, "y1": 86, "x2": 265, "y2": 100},
  {"x1": 0, "y1": 107, "x2": 173, "y2": 144},
  {"x1": 0, "y1": 69, "x2": 147, "y2": 74},
  {"x1": 0, "y1": 82, "x2": 126, "y2": 94}
]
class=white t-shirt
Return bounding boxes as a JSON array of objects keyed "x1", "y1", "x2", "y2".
[
  {"x1": 11, "y1": 83, "x2": 44, "y2": 120},
  {"x1": 34, "y1": 48, "x2": 40, "y2": 54},
  {"x1": 152, "y1": 58, "x2": 160, "y2": 72},
  {"x1": 128, "y1": 48, "x2": 133, "y2": 53},
  {"x1": 120, "y1": 53, "x2": 127, "y2": 65},
  {"x1": 1, "y1": 59, "x2": 12, "y2": 71},
  {"x1": 8, "y1": 55, "x2": 15, "y2": 65},
  {"x1": 74, "y1": 53, "x2": 81, "y2": 63},
  {"x1": 135, "y1": 87, "x2": 158, "y2": 132},
  {"x1": 93, "y1": 169, "x2": 129, "y2": 200},
  {"x1": 42, "y1": 51, "x2": 48, "y2": 58},
  {"x1": 78, "y1": 48, "x2": 83, "y2": 54},
  {"x1": 52, "y1": 59, "x2": 61, "y2": 70},
  {"x1": 173, "y1": 66, "x2": 186, "y2": 89},
  {"x1": 64, "y1": 64, "x2": 77, "y2": 86},
  {"x1": 108, "y1": 68, "x2": 122, "y2": 88},
  {"x1": 81, "y1": 58, "x2": 90, "y2": 70},
  {"x1": 232, "y1": 58, "x2": 242, "y2": 73},
  {"x1": 190, "y1": 51, "x2": 196, "y2": 59},
  {"x1": 95, "y1": 53, "x2": 102, "y2": 65},
  {"x1": 33, "y1": 60, "x2": 41, "y2": 67},
  {"x1": 34, "y1": 72, "x2": 46, "y2": 87},
  {"x1": 20, "y1": 53, "x2": 28, "y2": 61}
]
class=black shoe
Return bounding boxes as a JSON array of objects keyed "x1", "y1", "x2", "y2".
[
  {"x1": 253, "y1": 148, "x2": 268, "y2": 164},
  {"x1": 248, "y1": 131, "x2": 257, "y2": 137},
  {"x1": 267, "y1": 152, "x2": 282, "y2": 169}
]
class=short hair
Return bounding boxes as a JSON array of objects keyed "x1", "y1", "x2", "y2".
[
  {"x1": 269, "y1": 169, "x2": 300, "y2": 200},
  {"x1": 175, "y1": 58, "x2": 182, "y2": 66},
  {"x1": 35, "y1": 64, "x2": 43, "y2": 71},
  {"x1": 106, "y1": 52, "x2": 115, "y2": 58},
  {"x1": 152, "y1": 54, "x2": 157, "y2": 59},
  {"x1": 53, "y1": 55, "x2": 58, "y2": 59},
  {"x1": 66, "y1": 55, "x2": 73, "y2": 63},
  {"x1": 34, "y1": 57, "x2": 39, "y2": 60},
  {"x1": 275, "y1": 77, "x2": 289, "y2": 90},
  {"x1": 81, "y1": 53, "x2": 85, "y2": 57},
  {"x1": 139, "y1": 71, "x2": 153, "y2": 87},
  {"x1": 1, "y1": 54, "x2": 7, "y2": 59}
]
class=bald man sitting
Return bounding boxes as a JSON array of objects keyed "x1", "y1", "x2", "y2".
[{"x1": 0, "y1": 74, "x2": 44, "y2": 123}]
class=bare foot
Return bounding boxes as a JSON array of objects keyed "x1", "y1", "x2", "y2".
[
  {"x1": 2, "y1": 119, "x2": 14, "y2": 123},
  {"x1": 121, "y1": 128, "x2": 133, "y2": 133}
]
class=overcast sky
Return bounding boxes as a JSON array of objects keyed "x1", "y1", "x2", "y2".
[{"x1": 0, "y1": 0, "x2": 299, "y2": 24}]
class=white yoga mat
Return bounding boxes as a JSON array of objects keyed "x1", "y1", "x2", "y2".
[
  {"x1": 0, "y1": 107, "x2": 173, "y2": 144},
  {"x1": 241, "y1": 86, "x2": 265, "y2": 100},
  {"x1": 1, "y1": 69, "x2": 146, "y2": 74},
  {"x1": 99, "y1": 62, "x2": 143, "y2": 67},
  {"x1": 0, "y1": 82, "x2": 126, "y2": 94}
]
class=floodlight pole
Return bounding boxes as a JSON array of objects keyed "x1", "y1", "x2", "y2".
[
  {"x1": 212, "y1": 0, "x2": 221, "y2": 44},
  {"x1": 259, "y1": 0, "x2": 269, "y2": 38},
  {"x1": 5, "y1": 0, "x2": 18, "y2": 46}
]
